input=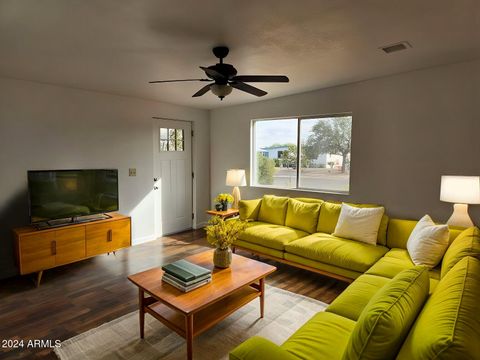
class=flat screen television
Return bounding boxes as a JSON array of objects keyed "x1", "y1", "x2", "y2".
[{"x1": 28, "y1": 169, "x2": 119, "y2": 224}]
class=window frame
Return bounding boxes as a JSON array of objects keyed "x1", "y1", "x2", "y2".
[{"x1": 250, "y1": 113, "x2": 352, "y2": 195}]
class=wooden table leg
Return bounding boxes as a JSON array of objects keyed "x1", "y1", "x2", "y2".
[
  {"x1": 139, "y1": 289, "x2": 145, "y2": 339},
  {"x1": 259, "y1": 277, "x2": 265, "y2": 318},
  {"x1": 185, "y1": 314, "x2": 193, "y2": 360}
]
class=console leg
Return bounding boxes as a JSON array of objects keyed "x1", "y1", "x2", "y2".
[{"x1": 35, "y1": 271, "x2": 43, "y2": 288}]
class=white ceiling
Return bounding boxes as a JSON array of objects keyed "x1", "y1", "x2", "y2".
[{"x1": 0, "y1": 0, "x2": 479, "y2": 110}]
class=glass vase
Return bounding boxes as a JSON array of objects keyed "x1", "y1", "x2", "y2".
[{"x1": 213, "y1": 247, "x2": 232, "y2": 268}]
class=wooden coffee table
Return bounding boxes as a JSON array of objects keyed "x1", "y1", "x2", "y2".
[{"x1": 128, "y1": 250, "x2": 276, "y2": 360}]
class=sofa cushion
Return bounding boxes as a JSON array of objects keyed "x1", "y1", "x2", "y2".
[
  {"x1": 386, "y1": 218, "x2": 463, "y2": 250},
  {"x1": 316, "y1": 201, "x2": 389, "y2": 245},
  {"x1": 230, "y1": 336, "x2": 299, "y2": 360},
  {"x1": 237, "y1": 221, "x2": 308, "y2": 251},
  {"x1": 234, "y1": 239, "x2": 285, "y2": 259},
  {"x1": 344, "y1": 266, "x2": 430, "y2": 360},
  {"x1": 366, "y1": 254, "x2": 414, "y2": 279},
  {"x1": 317, "y1": 201, "x2": 342, "y2": 234},
  {"x1": 397, "y1": 256, "x2": 480, "y2": 360},
  {"x1": 333, "y1": 204, "x2": 385, "y2": 245},
  {"x1": 284, "y1": 253, "x2": 362, "y2": 280},
  {"x1": 285, "y1": 198, "x2": 321, "y2": 233},
  {"x1": 285, "y1": 233, "x2": 389, "y2": 273},
  {"x1": 441, "y1": 226, "x2": 480, "y2": 278},
  {"x1": 406, "y1": 215, "x2": 449, "y2": 268},
  {"x1": 378, "y1": 248, "x2": 442, "y2": 279},
  {"x1": 281, "y1": 311, "x2": 355, "y2": 360},
  {"x1": 257, "y1": 195, "x2": 289, "y2": 225},
  {"x1": 294, "y1": 197, "x2": 324, "y2": 204},
  {"x1": 238, "y1": 199, "x2": 262, "y2": 221},
  {"x1": 327, "y1": 274, "x2": 390, "y2": 321}
]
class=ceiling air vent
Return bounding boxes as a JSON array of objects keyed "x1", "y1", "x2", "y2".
[{"x1": 380, "y1": 41, "x2": 412, "y2": 54}]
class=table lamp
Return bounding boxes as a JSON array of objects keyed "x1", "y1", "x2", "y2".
[
  {"x1": 226, "y1": 169, "x2": 247, "y2": 209},
  {"x1": 440, "y1": 175, "x2": 480, "y2": 227}
]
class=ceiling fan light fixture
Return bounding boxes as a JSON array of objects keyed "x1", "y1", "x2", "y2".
[{"x1": 210, "y1": 84, "x2": 232, "y2": 100}]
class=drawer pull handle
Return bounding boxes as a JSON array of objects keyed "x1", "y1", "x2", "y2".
[
  {"x1": 51, "y1": 240, "x2": 57, "y2": 255},
  {"x1": 107, "y1": 229, "x2": 113, "y2": 242}
]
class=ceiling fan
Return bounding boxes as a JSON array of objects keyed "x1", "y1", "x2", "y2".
[{"x1": 149, "y1": 46, "x2": 289, "y2": 100}]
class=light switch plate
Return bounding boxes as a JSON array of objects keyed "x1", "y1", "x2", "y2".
[{"x1": 129, "y1": 168, "x2": 136, "y2": 177}]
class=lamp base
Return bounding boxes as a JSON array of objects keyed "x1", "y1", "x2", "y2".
[
  {"x1": 231, "y1": 186, "x2": 241, "y2": 209},
  {"x1": 446, "y1": 203, "x2": 474, "y2": 227}
]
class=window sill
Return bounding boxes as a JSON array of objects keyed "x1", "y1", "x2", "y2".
[{"x1": 249, "y1": 185, "x2": 350, "y2": 196}]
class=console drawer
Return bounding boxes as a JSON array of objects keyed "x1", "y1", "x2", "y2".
[
  {"x1": 19, "y1": 232, "x2": 56, "y2": 274},
  {"x1": 55, "y1": 227, "x2": 86, "y2": 265},
  {"x1": 86, "y1": 218, "x2": 131, "y2": 256}
]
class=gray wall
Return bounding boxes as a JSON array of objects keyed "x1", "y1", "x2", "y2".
[
  {"x1": 0, "y1": 77, "x2": 210, "y2": 279},
  {"x1": 210, "y1": 59, "x2": 480, "y2": 223}
]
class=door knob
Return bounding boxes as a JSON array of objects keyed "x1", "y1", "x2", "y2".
[{"x1": 154, "y1": 178, "x2": 158, "y2": 182}]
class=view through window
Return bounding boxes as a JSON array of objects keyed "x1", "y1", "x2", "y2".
[{"x1": 252, "y1": 115, "x2": 352, "y2": 193}]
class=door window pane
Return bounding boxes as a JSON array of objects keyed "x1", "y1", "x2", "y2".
[
  {"x1": 160, "y1": 139, "x2": 168, "y2": 152},
  {"x1": 160, "y1": 128, "x2": 168, "y2": 140}
]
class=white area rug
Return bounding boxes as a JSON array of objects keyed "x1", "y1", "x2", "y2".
[{"x1": 55, "y1": 285, "x2": 327, "y2": 360}]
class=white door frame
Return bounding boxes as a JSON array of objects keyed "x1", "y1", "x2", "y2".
[{"x1": 152, "y1": 117, "x2": 195, "y2": 237}]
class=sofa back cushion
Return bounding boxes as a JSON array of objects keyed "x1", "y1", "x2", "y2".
[
  {"x1": 397, "y1": 256, "x2": 480, "y2": 360},
  {"x1": 316, "y1": 201, "x2": 389, "y2": 245},
  {"x1": 386, "y1": 219, "x2": 463, "y2": 250},
  {"x1": 441, "y1": 226, "x2": 480, "y2": 278},
  {"x1": 317, "y1": 201, "x2": 342, "y2": 234},
  {"x1": 293, "y1": 197, "x2": 324, "y2": 205},
  {"x1": 285, "y1": 198, "x2": 321, "y2": 233},
  {"x1": 257, "y1": 195, "x2": 289, "y2": 225},
  {"x1": 343, "y1": 266, "x2": 430, "y2": 360},
  {"x1": 238, "y1": 199, "x2": 262, "y2": 221}
]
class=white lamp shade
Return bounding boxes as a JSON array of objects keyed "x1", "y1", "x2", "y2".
[
  {"x1": 440, "y1": 175, "x2": 480, "y2": 204},
  {"x1": 226, "y1": 169, "x2": 247, "y2": 187}
]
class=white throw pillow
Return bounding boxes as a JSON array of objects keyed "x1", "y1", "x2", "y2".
[
  {"x1": 406, "y1": 215, "x2": 450, "y2": 268},
  {"x1": 333, "y1": 203, "x2": 385, "y2": 245}
]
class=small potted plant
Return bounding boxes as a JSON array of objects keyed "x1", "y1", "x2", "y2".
[
  {"x1": 205, "y1": 217, "x2": 247, "y2": 268},
  {"x1": 214, "y1": 193, "x2": 234, "y2": 211}
]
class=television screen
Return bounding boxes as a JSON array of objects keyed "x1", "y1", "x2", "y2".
[{"x1": 28, "y1": 169, "x2": 119, "y2": 224}]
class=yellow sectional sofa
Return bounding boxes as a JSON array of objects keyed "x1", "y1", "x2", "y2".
[
  {"x1": 230, "y1": 195, "x2": 480, "y2": 359},
  {"x1": 235, "y1": 195, "x2": 462, "y2": 282}
]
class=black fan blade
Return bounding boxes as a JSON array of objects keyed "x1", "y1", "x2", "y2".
[
  {"x1": 192, "y1": 83, "x2": 212, "y2": 97},
  {"x1": 200, "y1": 66, "x2": 226, "y2": 80},
  {"x1": 231, "y1": 75, "x2": 289, "y2": 83},
  {"x1": 149, "y1": 78, "x2": 210, "y2": 84},
  {"x1": 230, "y1": 81, "x2": 267, "y2": 97}
]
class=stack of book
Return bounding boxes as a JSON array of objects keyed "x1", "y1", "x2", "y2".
[{"x1": 162, "y1": 259, "x2": 212, "y2": 292}]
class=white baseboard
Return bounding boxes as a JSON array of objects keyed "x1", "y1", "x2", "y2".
[
  {"x1": 132, "y1": 234, "x2": 157, "y2": 245},
  {"x1": 194, "y1": 221, "x2": 207, "y2": 229}
]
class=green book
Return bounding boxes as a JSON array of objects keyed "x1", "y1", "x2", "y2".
[
  {"x1": 163, "y1": 272, "x2": 211, "y2": 287},
  {"x1": 162, "y1": 259, "x2": 211, "y2": 282}
]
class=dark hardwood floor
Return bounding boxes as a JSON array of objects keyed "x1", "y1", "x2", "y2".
[{"x1": 0, "y1": 229, "x2": 347, "y2": 359}]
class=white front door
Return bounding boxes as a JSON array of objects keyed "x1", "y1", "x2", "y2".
[{"x1": 153, "y1": 119, "x2": 193, "y2": 236}]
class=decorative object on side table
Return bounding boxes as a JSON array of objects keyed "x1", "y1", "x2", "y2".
[
  {"x1": 206, "y1": 217, "x2": 247, "y2": 268},
  {"x1": 440, "y1": 175, "x2": 480, "y2": 227},
  {"x1": 214, "y1": 193, "x2": 234, "y2": 211},
  {"x1": 226, "y1": 169, "x2": 247, "y2": 209}
]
